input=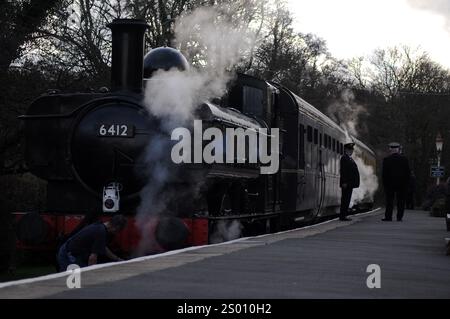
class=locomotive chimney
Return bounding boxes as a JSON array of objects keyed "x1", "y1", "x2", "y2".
[{"x1": 107, "y1": 19, "x2": 149, "y2": 93}]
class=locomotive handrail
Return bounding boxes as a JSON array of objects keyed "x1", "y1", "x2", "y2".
[
  {"x1": 210, "y1": 118, "x2": 269, "y2": 135},
  {"x1": 250, "y1": 115, "x2": 269, "y2": 129},
  {"x1": 18, "y1": 96, "x2": 142, "y2": 120},
  {"x1": 227, "y1": 107, "x2": 242, "y2": 114}
]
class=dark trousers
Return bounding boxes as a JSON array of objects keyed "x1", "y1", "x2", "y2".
[
  {"x1": 57, "y1": 242, "x2": 86, "y2": 272},
  {"x1": 340, "y1": 187, "x2": 353, "y2": 219},
  {"x1": 385, "y1": 187, "x2": 406, "y2": 220}
]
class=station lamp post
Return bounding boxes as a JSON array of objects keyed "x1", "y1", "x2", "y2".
[{"x1": 436, "y1": 132, "x2": 444, "y2": 185}]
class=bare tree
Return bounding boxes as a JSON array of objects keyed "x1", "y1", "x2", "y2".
[
  {"x1": 363, "y1": 45, "x2": 450, "y2": 203},
  {"x1": 0, "y1": 0, "x2": 64, "y2": 177},
  {"x1": 250, "y1": 2, "x2": 333, "y2": 97},
  {"x1": 29, "y1": 0, "x2": 123, "y2": 86},
  {"x1": 0, "y1": 0, "x2": 62, "y2": 73}
]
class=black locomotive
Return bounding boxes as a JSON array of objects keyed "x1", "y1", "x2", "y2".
[{"x1": 14, "y1": 19, "x2": 376, "y2": 255}]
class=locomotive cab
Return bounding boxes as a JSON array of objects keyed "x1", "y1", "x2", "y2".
[{"x1": 225, "y1": 73, "x2": 279, "y2": 128}]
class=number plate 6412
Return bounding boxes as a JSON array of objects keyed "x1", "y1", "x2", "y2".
[{"x1": 98, "y1": 124, "x2": 134, "y2": 137}]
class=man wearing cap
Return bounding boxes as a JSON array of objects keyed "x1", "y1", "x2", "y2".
[
  {"x1": 339, "y1": 142, "x2": 360, "y2": 221},
  {"x1": 382, "y1": 142, "x2": 411, "y2": 221}
]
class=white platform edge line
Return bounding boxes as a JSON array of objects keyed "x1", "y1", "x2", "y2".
[{"x1": 0, "y1": 207, "x2": 381, "y2": 289}]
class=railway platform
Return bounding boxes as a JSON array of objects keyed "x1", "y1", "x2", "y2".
[{"x1": 1, "y1": 209, "x2": 449, "y2": 299}]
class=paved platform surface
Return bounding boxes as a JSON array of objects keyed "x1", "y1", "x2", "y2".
[{"x1": 1, "y1": 209, "x2": 449, "y2": 299}]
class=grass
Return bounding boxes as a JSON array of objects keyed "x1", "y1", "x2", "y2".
[{"x1": 0, "y1": 264, "x2": 56, "y2": 283}]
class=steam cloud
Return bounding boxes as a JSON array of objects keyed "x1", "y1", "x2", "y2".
[
  {"x1": 209, "y1": 220, "x2": 243, "y2": 244},
  {"x1": 136, "y1": 6, "x2": 253, "y2": 254},
  {"x1": 351, "y1": 156, "x2": 379, "y2": 206},
  {"x1": 327, "y1": 89, "x2": 368, "y2": 137},
  {"x1": 328, "y1": 90, "x2": 378, "y2": 206},
  {"x1": 144, "y1": 6, "x2": 254, "y2": 127},
  {"x1": 341, "y1": 129, "x2": 379, "y2": 207}
]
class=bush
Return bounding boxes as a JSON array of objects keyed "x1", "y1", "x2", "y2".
[
  {"x1": 0, "y1": 173, "x2": 46, "y2": 213},
  {"x1": 0, "y1": 173, "x2": 47, "y2": 272},
  {"x1": 430, "y1": 197, "x2": 446, "y2": 217}
]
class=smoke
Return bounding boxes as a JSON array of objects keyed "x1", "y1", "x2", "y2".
[
  {"x1": 137, "y1": 6, "x2": 254, "y2": 254},
  {"x1": 341, "y1": 130, "x2": 379, "y2": 207},
  {"x1": 175, "y1": 6, "x2": 254, "y2": 73},
  {"x1": 134, "y1": 135, "x2": 177, "y2": 255},
  {"x1": 209, "y1": 220, "x2": 243, "y2": 244},
  {"x1": 327, "y1": 90, "x2": 378, "y2": 206},
  {"x1": 144, "y1": 6, "x2": 254, "y2": 127},
  {"x1": 143, "y1": 70, "x2": 204, "y2": 127},
  {"x1": 327, "y1": 89, "x2": 368, "y2": 137},
  {"x1": 351, "y1": 156, "x2": 379, "y2": 206},
  {"x1": 407, "y1": 0, "x2": 450, "y2": 32}
]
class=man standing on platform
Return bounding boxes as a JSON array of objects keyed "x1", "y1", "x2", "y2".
[
  {"x1": 382, "y1": 142, "x2": 411, "y2": 221},
  {"x1": 339, "y1": 142, "x2": 360, "y2": 221}
]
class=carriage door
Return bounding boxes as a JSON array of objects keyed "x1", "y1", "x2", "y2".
[
  {"x1": 316, "y1": 127, "x2": 326, "y2": 213},
  {"x1": 296, "y1": 115, "x2": 306, "y2": 209},
  {"x1": 312, "y1": 128, "x2": 320, "y2": 210}
]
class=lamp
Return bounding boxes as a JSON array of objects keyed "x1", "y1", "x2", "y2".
[
  {"x1": 436, "y1": 133, "x2": 444, "y2": 154},
  {"x1": 435, "y1": 133, "x2": 444, "y2": 185}
]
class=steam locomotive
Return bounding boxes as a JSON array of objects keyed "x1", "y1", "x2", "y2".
[{"x1": 13, "y1": 19, "x2": 376, "y2": 257}]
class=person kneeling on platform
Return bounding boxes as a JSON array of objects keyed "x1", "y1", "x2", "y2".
[
  {"x1": 57, "y1": 214, "x2": 127, "y2": 272},
  {"x1": 339, "y1": 142, "x2": 360, "y2": 221}
]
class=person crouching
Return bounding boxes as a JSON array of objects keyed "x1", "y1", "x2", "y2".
[{"x1": 57, "y1": 214, "x2": 127, "y2": 272}]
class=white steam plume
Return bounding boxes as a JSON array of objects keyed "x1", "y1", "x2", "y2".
[
  {"x1": 209, "y1": 220, "x2": 243, "y2": 244},
  {"x1": 134, "y1": 136, "x2": 177, "y2": 256},
  {"x1": 342, "y1": 129, "x2": 379, "y2": 207},
  {"x1": 136, "y1": 6, "x2": 254, "y2": 254},
  {"x1": 144, "y1": 6, "x2": 254, "y2": 127},
  {"x1": 327, "y1": 89, "x2": 368, "y2": 137},
  {"x1": 328, "y1": 90, "x2": 378, "y2": 206},
  {"x1": 351, "y1": 156, "x2": 379, "y2": 206}
]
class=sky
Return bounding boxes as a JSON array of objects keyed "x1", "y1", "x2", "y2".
[{"x1": 286, "y1": 0, "x2": 450, "y2": 68}]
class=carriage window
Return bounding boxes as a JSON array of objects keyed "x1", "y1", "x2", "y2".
[
  {"x1": 319, "y1": 133, "x2": 322, "y2": 147},
  {"x1": 339, "y1": 143, "x2": 343, "y2": 154},
  {"x1": 242, "y1": 86, "x2": 264, "y2": 118},
  {"x1": 313, "y1": 129, "x2": 318, "y2": 145},
  {"x1": 332, "y1": 139, "x2": 336, "y2": 152},
  {"x1": 307, "y1": 126, "x2": 313, "y2": 142},
  {"x1": 324, "y1": 135, "x2": 328, "y2": 148},
  {"x1": 328, "y1": 136, "x2": 332, "y2": 149}
]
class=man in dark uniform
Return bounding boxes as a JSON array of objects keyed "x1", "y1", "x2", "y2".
[
  {"x1": 57, "y1": 214, "x2": 127, "y2": 271},
  {"x1": 382, "y1": 142, "x2": 411, "y2": 221},
  {"x1": 339, "y1": 142, "x2": 360, "y2": 221}
]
